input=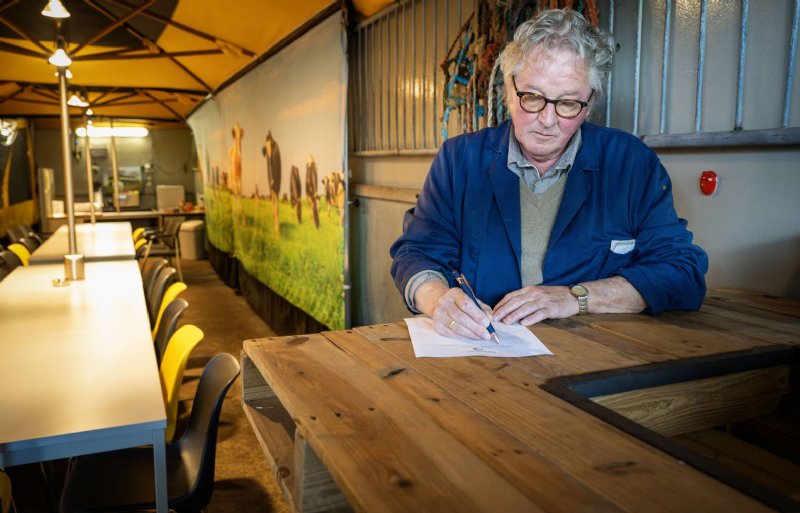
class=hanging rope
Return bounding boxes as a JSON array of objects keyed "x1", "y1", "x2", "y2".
[{"x1": 440, "y1": 0, "x2": 600, "y2": 140}]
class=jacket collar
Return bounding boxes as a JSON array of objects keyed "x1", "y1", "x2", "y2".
[{"x1": 487, "y1": 121, "x2": 602, "y2": 263}]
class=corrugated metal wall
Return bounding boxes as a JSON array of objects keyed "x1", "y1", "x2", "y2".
[{"x1": 349, "y1": 0, "x2": 800, "y2": 154}]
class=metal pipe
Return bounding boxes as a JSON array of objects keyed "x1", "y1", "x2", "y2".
[
  {"x1": 378, "y1": 17, "x2": 384, "y2": 150},
  {"x1": 395, "y1": 9, "x2": 399, "y2": 150},
  {"x1": 402, "y1": 1, "x2": 407, "y2": 149},
  {"x1": 82, "y1": 112, "x2": 96, "y2": 224},
  {"x1": 783, "y1": 0, "x2": 799, "y2": 127},
  {"x1": 606, "y1": 0, "x2": 615, "y2": 127},
  {"x1": 109, "y1": 118, "x2": 121, "y2": 213},
  {"x1": 695, "y1": 0, "x2": 708, "y2": 133},
  {"x1": 659, "y1": 0, "x2": 672, "y2": 134},
  {"x1": 57, "y1": 68, "x2": 77, "y2": 254},
  {"x1": 633, "y1": 0, "x2": 643, "y2": 134},
  {"x1": 412, "y1": 0, "x2": 417, "y2": 148},
  {"x1": 422, "y1": 0, "x2": 427, "y2": 148},
  {"x1": 735, "y1": 0, "x2": 749, "y2": 130}
]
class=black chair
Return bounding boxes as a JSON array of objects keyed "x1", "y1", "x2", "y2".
[
  {"x1": 58, "y1": 353, "x2": 241, "y2": 513},
  {"x1": 148, "y1": 266, "x2": 177, "y2": 326},
  {"x1": 16, "y1": 236, "x2": 39, "y2": 252},
  {"x1": 140, "y1": 218, "x2": 184, "y2": 282},
  {"x1": 142, "y1": 258, "x2": 169, "y2": 310},
  {"x1": 5, "y1": 225, "x2": 26, "y2": 244},
  {"x1": 0, "y1": 250, "x2": 22, "y2": 272},
  {"x1": 153, "y1": 297, "x2": 189, "y2": 364}
]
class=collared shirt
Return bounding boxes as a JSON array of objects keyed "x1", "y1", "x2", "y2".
[{"x1": 507, "y1": 127, "x2": 582, "y2": 195}]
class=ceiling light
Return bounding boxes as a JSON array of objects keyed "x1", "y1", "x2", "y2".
[
  {"x1": 86, "y1": 108, "x2": 93, "y2": 116},
  {"x1": 42, "y1": 0, "x2": 70, "y2": 18},
  {"x1": 67, "y1": 94, "x2": 89, "y2": 107},
  {"x1": 76, "y1": 126, "x2": 149, "y2": 138},
  {"x1": 49, "y1": 49, "x2": 72, "y2": 67}
]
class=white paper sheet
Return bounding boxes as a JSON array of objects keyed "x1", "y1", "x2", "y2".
[{"x1": 405, "y1": 317, "x2": 553, "y2": 358}]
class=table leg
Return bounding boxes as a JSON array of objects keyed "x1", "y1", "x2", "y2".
[{"x1": 153, "y1": 432, "x2": 168, "y2": 513}]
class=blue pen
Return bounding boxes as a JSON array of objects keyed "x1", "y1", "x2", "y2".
[{"x1": 451, "y1": 269, "x2": 501, "y2": 344}]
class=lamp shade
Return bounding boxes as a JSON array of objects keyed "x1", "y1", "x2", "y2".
[
  {"x1": 42, "y1": 0, "x2": 70, "y2": 18},
  {"x1": 49, "y1": 49, "x2": 72, "y2": 67}
]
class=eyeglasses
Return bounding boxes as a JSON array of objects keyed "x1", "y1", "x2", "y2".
[{"x1": 512, "y1": 76, "x2": 593, "y2": 119}]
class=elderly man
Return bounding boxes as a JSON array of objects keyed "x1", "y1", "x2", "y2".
[{"x1": 390, "y1": 9, "x2": 708, "y2": 340}]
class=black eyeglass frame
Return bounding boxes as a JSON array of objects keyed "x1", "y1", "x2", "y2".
[{"x1": 512, "y1": 76, "x2": 594, "y2": 119}]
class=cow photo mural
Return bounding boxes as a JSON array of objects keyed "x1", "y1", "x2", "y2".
[{"x1": 188, "y1": 14, "x2": 347, "y2": 330}]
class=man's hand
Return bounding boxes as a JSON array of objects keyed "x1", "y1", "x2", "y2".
[
  {"x1": 492, "y1": 285, "x2": 578, "y2": 325},
  {"x1": 415, "y1": 280, "x2": 493, "y2": 340}
]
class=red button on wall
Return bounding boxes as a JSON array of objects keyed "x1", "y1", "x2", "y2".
[{"x1": 700, "y1": 170, "x2": 717, "y2": 196}]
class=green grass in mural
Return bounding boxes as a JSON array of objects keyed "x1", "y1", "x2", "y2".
[
  {"x1": 204, "y1": 186, "x2": 234, "y2": 252},
  {"x1": 204, "y1": 186, "x2": 344, "y2": 330}
]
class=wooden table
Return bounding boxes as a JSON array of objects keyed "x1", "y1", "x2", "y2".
[
  {"x1": 0, "y1": 260, "x2": 168, "y2": 512},
  {"x1": 242, "y1": 290, "x2": 800, "y2": 513},
  {"x1": 29, "y1": 221, "x2": 136, "y2": 264}
]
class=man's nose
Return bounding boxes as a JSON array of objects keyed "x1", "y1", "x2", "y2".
[{"x1": 538, "y1": 102, "x2": 558, "y2": 126}]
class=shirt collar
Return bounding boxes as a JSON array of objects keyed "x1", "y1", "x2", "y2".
[{"x1": 507, "y1": 126, "x2": 582, "y2": 180}]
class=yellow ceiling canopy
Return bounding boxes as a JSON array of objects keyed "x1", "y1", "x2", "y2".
[{"x1": 0, "y1": 0, "x2": 393, "y2": 126}]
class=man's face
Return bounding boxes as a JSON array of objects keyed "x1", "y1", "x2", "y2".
[{"x1": 507, "y1": 48, "x2": 592, "y2": 171}]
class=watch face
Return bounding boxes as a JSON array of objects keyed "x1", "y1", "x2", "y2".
[{"x1": 571, "y1": 285, "x2": 588, "y2": 297}]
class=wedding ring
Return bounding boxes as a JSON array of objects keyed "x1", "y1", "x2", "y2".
[{"x1": 448, "y1": 319, "x2": 457, "y2": 330}]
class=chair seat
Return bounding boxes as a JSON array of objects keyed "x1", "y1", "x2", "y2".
[{"x1": 59, "y1": 444, "x2": 193, "y2": 513}]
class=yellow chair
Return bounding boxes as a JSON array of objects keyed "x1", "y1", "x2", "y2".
[
  {"x1": 134, "y1": 237, "x2": 147, "y2": 252},
  {"x1": 7, "y1": 243, "x2": 29, "y2": 266},
  {"x1": 152, "y1": 281, "x2": 187, "y2": 339},
  {"x1": 159, "y1": 324, "x2": 203, "y2": 442},
  {"x1": 0, "y1": 469, "x2": 16, "y2": 513},
  {"x1": 132, "y1": 227, "x2": 145, "y2": 242}
]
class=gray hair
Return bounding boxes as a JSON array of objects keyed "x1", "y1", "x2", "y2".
[{"x1": 498, "y1": 9, "x2": 615, "y2": 97}]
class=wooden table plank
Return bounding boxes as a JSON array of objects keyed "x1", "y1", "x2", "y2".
[
  {"x1": 573, "y1": 312, "x2": 774, "y2": 359},
  {"x1": 352, "y1": 325, "x2": 774, "y2": 513},
  {"x1": 245, "y1": 336, "x2": 550, "y2": 513},
  {"x1": 704, "y1": 289, "x2": 800, "y2": 320},
  {"x1": 325, "y1": 328, "x2": 627, "y2": 513}
]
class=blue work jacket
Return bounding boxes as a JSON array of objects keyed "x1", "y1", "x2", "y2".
[{"x1": 390, "y1": 121, "x2": 708, "y2": 314}]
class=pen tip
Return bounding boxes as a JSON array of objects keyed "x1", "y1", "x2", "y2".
[{"x1": 491, "y1": 333, "x2": 501, "y2": 345}]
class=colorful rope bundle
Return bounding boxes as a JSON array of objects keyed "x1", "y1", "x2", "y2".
[{"x1": 440, "y1": 0, "x2": 600, "y2": 140}]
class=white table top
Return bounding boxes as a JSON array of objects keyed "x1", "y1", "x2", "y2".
[
  {"x1": 29, "y1": 221, "x2": 136, "y2": 264},
  {"x1": 0, "y1": 260, "x2": 165, "y2": 464}
]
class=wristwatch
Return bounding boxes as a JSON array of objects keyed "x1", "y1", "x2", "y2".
[{"x1": 569, "y1": 285, "x2": 589, "y2": 315}]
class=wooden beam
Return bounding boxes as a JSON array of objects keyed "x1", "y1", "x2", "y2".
[
  {"x1": 0, "y1": 15, "x2": 52, "y2": 54},
  {"x1": 591, "y1": 365, "x2": 791, "y2": 437},
  {"x1": 139, "y1": 89, "x2": 184, "y2": 121},
  {"x1": 103, "y1": 0, "x2": 258, "y2": 57},
  {"x1": 73, "y1": 49, "x2": 222, "y2": 61},
  {"x1": 72, "y1": 0, "x2": 156, "y2": 55}
]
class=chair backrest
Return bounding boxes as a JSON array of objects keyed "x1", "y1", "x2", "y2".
[
  {"x1": 142, "y1": 258, "x2": 169, "y2": 307},
  {"x1": 17, "y1": 236, "x2": 38, "y2": 252},
  {"x1": 148, "y1": 266, "x2": 177, "y2": 324},
  {"x1": 132, "y1": 226, "x2": 145, "y2": 242},
  {"x1": 159, "y1": 324, "x2": 204, "y2": 442},
  {"x1": 153, "y1": 297, "x2": 189, "y2": 363},
  {"x1": 5, "y1": 225, "x2": 26, "y2": 243},
  {"x1": 0, "y1": 469, "x2": 13, "y2": 513},
  {"x1": 152, "y1": 281, "x2": 187, "y2": 339},
  {"x1": 173, "y1": 353, "x2": 240, "y2": 512},
  {"x1": 0, "y1": 250, "x2": 21, "y2": 273},
  {"x1": 7, "y1": 243, "x2": 29, "y2": 266}
]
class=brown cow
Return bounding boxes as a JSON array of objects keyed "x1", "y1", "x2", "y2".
[
  {"x1": 261, "y1": 131, "x2": 281, "y2": 239},
  {"x1": 305, "y1": 155, "x2": 320, "y2": 228},
  {"x1": 229, "y1": 123, "x2": 243, "y2": 196},
  {"x1": 289, "y1": 165, "x2": 302, "y2": 223},
  {"x1": 321, "y1": 171, "x2": 345, "y2": 226}
]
